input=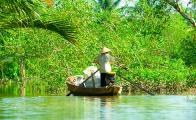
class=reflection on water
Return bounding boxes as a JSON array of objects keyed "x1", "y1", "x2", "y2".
[{"x1": 0, "y1": 96, "x2": 195, "y2": 120}]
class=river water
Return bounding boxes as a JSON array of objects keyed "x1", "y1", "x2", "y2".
[{"x1": 0, "y1": 96, "x2": 195, "y2": 120}]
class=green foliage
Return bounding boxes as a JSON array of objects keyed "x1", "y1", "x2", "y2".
[
  {"x1": 187, "y1": 69, "x2": 196, "y2": 87},
  {"x1": 0, "y1": 0, "x2": 195, "y2": 95},
  {"x1": 3, "y1": 62, "x2": 19, "y2": 79},
  {"x1": 180, "y1": 34, "x2": 196, "y2": 67}
]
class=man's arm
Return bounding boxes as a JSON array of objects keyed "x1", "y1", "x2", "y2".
[
  {"x1": 94, "y1": 56, "x2": 99, "y2": 64},
  {"x1": 109, "y1": 55, "x2": 115, "y2": 64}
]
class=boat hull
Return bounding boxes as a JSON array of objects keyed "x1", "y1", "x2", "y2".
[{"x1": 66, "y1": 82, "x2": 122, "y2": 96}]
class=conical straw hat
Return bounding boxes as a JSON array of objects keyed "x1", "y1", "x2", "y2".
[{"x1": 101, "y1": 47, "x2": 111, "y2": 54}]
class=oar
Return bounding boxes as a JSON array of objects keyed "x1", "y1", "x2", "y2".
[
  {"x1": 66, "y1": 91, "x2": 72, "y2": 96},
  {"x1": 117, "y1": 74, "x2": 155, "y2": 96},
  {"x1": 115, "y1": 61, "x2": 155, "y2": 95},
  {"x1": 66, "y1": 69, "x2": 99, "y2": 96}
]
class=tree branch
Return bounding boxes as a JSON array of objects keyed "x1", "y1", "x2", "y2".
[{"x1": 165, "y1": 0, "x2": 195, "y2": 27}]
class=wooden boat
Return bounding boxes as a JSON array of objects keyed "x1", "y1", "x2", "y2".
[{"x1": 66, "y1": 82, "x2": 122, "y2": 96}]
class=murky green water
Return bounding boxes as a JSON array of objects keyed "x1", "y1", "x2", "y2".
[{"x1": 0, "y1": 96, "x2": 195, "y2": 120}]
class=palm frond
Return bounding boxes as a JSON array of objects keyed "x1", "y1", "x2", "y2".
[
  {"x1": 97, "y1": 0, "x2": 103, "y2": 5},
  {"x1": 112, "y1": 0, "x2": 121, "y2": 8},
  {"x1": 0, "y1": 18, "x2": 76, "y2": 44},
  {"x1": 95, "y1": 0, "x2": 121, "y2": 11},
  {"x1": 103, "y1": 0, "x2": 112, "y2": 10},
  {"x1": 34, "y1": 19, "x2": 76, "y2": 44},
  {"x1": 0, "y1": 0, "x2": 77, "y2": 43},
  {"x1": 0, "y1": 0, "x2": 36, "y2": 18}
]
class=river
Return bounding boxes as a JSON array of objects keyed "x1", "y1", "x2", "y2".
[{"x1": 0, "y1": 95, "x2": 195, "y2": 120}]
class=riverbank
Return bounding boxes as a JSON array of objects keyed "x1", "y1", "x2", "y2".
[
  {"x1": 0, "y1": 80, "x2": 195, "y2": 96},
  {"x1": 121, "y1": 83, "x2": 195, "y2": 95}
]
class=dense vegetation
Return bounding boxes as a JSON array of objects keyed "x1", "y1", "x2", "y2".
[{"x1": 0, "y1": 0, "x2": 195, "y2": 96}]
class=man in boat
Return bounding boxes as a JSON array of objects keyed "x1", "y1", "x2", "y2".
[{"x1": 94, "y1": 47, "x2": 115, "y2": 87}]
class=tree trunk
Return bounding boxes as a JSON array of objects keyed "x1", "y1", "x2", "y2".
[{"x1": 20, "y1": 57, "x2": 26, "y2": 97}]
